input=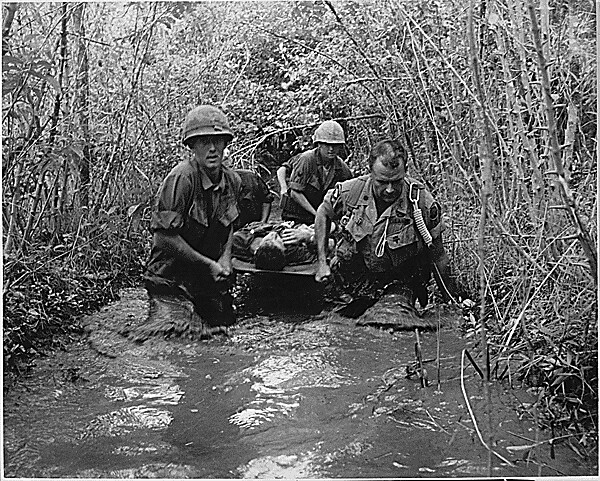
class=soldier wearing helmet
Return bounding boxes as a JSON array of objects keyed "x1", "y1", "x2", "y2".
[
  {"x1": 281, "y1": 120, "x2": 353, "y2": 225},
  {"x1": 313, "y1": 139, "x2": 458, "y2": 321},
  {"x1": 144, "y1": 105, "x2": 242, "y2": 337}
]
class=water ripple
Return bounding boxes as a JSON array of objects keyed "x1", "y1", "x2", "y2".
[{"x1": 80, "y1": 406, "x2": 173, "y2": 439}]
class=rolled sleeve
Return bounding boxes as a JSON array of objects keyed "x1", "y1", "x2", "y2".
[
  {"x1": 151, "y1": 170, "x2": 194, "y2": 232},
  {"x1": 151, "y1": 210, "x2": 185, "y2": 231},
  {"x1": 288, "y1": 158, "x2": 312, "y2": 193}
]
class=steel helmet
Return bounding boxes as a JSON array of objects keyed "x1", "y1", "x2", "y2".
[
  {"x1": 312, "y1": 120, "x2": 345, "y2": 144},
  {"x1": 182, "y1": 105, "x2": 234, "y2": 146}
]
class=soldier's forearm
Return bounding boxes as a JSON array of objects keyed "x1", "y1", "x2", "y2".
[
  {"x1": 314, "y1": 205, "x2": 331, "y2": 264},
  {"x1": 154, "y1": 231, "x2": 218, "y2": 270},
  {"x1": 219, "y1": 227, "x2": 234, "y2": 264},
  {"x1": 276, "y1": 167, "x2": 288, "y2": 192},
  {"x1": 260, "y1": 203, "x2": 271, "y2": 223},
  {"x1": 290, "y1": 190, "x2": 317, "y2": 216}
]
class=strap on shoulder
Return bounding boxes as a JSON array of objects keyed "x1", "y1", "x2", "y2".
[{"x1": 345, "y1": 176, "x2": 368, "y2": 208}]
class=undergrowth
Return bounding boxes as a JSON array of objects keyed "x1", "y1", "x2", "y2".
[{"x1": 3, "y1": 220, "x2": 148, "y2": 377}]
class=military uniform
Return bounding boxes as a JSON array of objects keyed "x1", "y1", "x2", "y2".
[
  {"x1": 145, "y1": 159, "x2": 241, "y2": 326},
  {"x1": 282, "y1": 147, "x2": 352, "y2": 224},
  {"x1": 234, "y1": 169, "x2": 273, "y2": 230},
  {"x1": 320, "y1": 174, "x2": 444, "y2": 304},
  {"x1": 280, "y1": 153, "x2": 302, "y2": 175}
]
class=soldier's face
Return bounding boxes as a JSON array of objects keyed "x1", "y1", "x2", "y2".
[
  {"x1": 191, "y1": 135, "x2": 228, "y2": 174},
  {"x1": 371, "y1": 158, "x2": 405, "y2": 204},
  {"x1": 317, "y1": 142, "x2": 338, "y2": 162}
]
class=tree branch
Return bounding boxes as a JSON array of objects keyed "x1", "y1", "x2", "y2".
[{"x1": 527, "y1": 0, "x2": 597, "y2": 283}]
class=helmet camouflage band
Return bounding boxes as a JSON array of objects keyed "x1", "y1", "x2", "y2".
[
  {"x1": 182, "y1": 105, "x2": 234, "y2": 146},
  {"x1": 312, "y1": 120, "x2": 345, "y2": 144}
]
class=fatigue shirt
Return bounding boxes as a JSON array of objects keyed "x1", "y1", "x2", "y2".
[
  {"x1": 283, "y1": 147, "x2": 352, "y2": 223},
  {"x1": 281, "y1": 153, "x2": 302, "y2": 174},
  {"x1": 321, "y1": 174, "x2": 444, "y2": 273},
  {"x1": 146, "y1": 159, "x2": 241, "y2": 285},
  {"x1": 234, "y1": 169, "x2": 274, "y2": 230}
]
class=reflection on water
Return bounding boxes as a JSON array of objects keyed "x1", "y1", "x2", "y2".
[
  {"x1": 104, "y1": 384, "x2": 184, "y2": 405},
  {"x1": 237, "y1": 452, "x2": 322, "y2": 479},
  {"x1": 227, "y1": 334, "x2": 354, "y2": 431},
  {"x1": 3, "y1": 287, "x2": 596, "y2": 479},
  {"x1": 81, "y1": 405, "x2": 173, "y2": 439},
  {"x1": 247, "y1": 352, "x2": 350, "y2": 390},
  {"x1": 77, "y1": 462, "x2": 199, "y2": 478}
]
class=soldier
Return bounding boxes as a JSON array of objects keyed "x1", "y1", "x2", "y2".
[
  {"x1": 276, "y1": 152, "x2": 301, "y2": 209},
  {"x1": 314, "y1": 139, "x2": 457, "y2": 312},
  {"x1": 144, "y1": 105, "x2": 241, "y2": 336},
  {"x1": 281, "y1": 120, "x2": 353, "y2": 225},
  {"x1": 233, "y1": 168, "x2": 273, "y2": 230}
]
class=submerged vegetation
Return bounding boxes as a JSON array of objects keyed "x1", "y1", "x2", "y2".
[{"x1": 2, "y1": 0, "x2": 597, "y2": 461}]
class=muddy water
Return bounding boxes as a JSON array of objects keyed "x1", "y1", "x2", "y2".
[{"x1": 3, "y1": 279, "x2": 595, "y2": 478}]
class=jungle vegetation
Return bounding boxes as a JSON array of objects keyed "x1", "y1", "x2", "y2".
[{"x1": 2, "y1": 0, "x2": 597, "y2": 462}]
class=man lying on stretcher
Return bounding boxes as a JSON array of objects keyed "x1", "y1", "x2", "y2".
[{"x1": 232, "y1": 221, "x2": 322, "y2": 271}]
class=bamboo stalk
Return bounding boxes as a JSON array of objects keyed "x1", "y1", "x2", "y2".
[
  {"x1": 4, "y1": 158, "x2": 24, "y2": 255},
  {"x1": 460, "y1": 350, "x2": 514, "y2": 466},
  {"x1": 414, "y1": 328, "x2": 427, "y2": 388},
  {"x1": 501, "y1": 239, "x2": 578, "y2": 350},
  {"x1": 467, "y1": 1, "x2": 496, "y2": 474},
  {"x1": 527, "y1": 0, "x2": 597, "y2": 283},
  {"x1": 436, "y1": 313, "x2": 441, "y2": 391}
]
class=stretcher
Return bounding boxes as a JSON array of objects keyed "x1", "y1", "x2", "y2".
[{"x1": 232, "y1": 258, "x2": 318, "y2": 276}]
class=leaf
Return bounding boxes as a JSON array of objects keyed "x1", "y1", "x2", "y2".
[
  {"x1": 487, "y1": 12, "x2": 501, "y2": 27},
  {"x1": 43, "y1": 75, "x2": 61, "y2": 94},
  {"x1": 2, "y1": 78, "x2": 19, "y2": 96},
  {"x1": 64, "y1": 145, "x2": 84, "y2": 159},
  {"x1": 32, "y1": 59, "x2": 52, "y2": 71},
  {"x1": 127, "y1": 203, "x2": 144, "y2": 219},
  {"x1": 2, "y1": 55, "x2": 23, "y2": 69}
]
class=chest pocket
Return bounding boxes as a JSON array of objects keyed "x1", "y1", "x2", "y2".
[
  {"x1": 345, "y1": 206, "x2": 373, "y2": 242},
  {"x1": 188, "y1": 193, "x2": 239, "y2": 228},
  {"x1": 306, "y1": 172, "x2": 322, "y2": 192},
  {"x1": 385, "y1": 214, "x2": 419, "y2": 250},
  {"x1": 189, "y1": 199, "x2": 210, "y2": 227},
  {"x1": 216, "y1": 201, "x2": 238, "y2": 228}
]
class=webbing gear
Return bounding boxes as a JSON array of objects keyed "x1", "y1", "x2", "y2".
[
  {"x1": 408, "y1": 180, "x2": 433, "y2": 247},
  {"x1": 339, "y1": 176, "x2": 368, "y2": 227},
  {"x1": 375, "y1": 216, "x2": 390, "y2": 257}
]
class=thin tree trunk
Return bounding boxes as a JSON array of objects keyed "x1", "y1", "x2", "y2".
[
  {"x1": 2, "y1": 2, "x2": 18, "y2": 54},
  {"x1": 4, "y1": 159, "x2": 23, "y2": 255},
  {"x1": 527, "y1": 0, "x2": 598, "y2": 283},
  {"x1": 511, "y1": 0, "x2": 545, "y2": 218},
  {"x1": 73, "y1": 3, "x2": 91, "y2": 208},
  {"x1": 19, "y1": 169, "x2": 47, "y2": 253},
  {"x1": 468, "y1": 1, "x2": 495, "y2": 475},
  {"x1": 48, "y1": 3, "x2": 69, "y2": 237},
  {"x1": 92, "y1": 4, "x2": 158, "y2": 214}
]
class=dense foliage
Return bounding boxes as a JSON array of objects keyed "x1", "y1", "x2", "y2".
[{"x1": 2, "y1": 0, "x2": 597, "y2": 457}]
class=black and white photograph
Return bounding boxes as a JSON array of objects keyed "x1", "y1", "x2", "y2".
[{"x1": 2, "y1": 0, "x2": 598, "y2": 478}]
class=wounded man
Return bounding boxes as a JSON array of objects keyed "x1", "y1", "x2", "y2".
[{"x1": 232, "y1": 221, "x2": 317, "y2": 271}]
